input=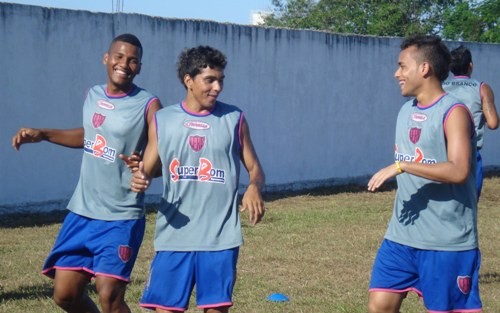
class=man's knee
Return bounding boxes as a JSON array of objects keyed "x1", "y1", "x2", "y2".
[
  {"x1": 368, "y1": 291, "x2": 403, "y2": 313},
  {"x1": 96, "y1": 277, "x2": 128, "y2": 308},
  {"x1": 53, "y1": 274, "x2": 89, "y2": 311},
  {"x1": 53, "y1": 288, "x2": 80, "y2": 311}
]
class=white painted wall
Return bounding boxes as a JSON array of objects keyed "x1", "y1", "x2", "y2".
[{"x1": 2, "y1": 3, "x2": 500, "y2": 213}]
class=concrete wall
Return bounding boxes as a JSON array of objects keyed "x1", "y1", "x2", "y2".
[{"x1": 2, "y1": 3, "x2": 500, "y2": 213}]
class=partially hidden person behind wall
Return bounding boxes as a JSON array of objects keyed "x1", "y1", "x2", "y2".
[{"x1": 442, "y1": 44, "x2": 499, "y2": 200}]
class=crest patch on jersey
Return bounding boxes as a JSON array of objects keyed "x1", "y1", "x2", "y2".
[
  {"x1": 184, "y1": 120, "x2": 210, "y2": 130},
  {"x1": 189, "y1": 135, "x2": 206, "y2": 152},
  {"x1": 97, "y1": 100, "x2": 115, "y2": 110},
  {"x1": 409, "y1": 127, "x2": 421, "y2": 144},
  {"x1": 118, "y1": 245, "x2": 132, "y2": 263},
  {"x1": 92, "y1": 113, "x2": 106, "y2": 128},
  {"x1": 457, "y1": 275, "x2": 471, "y2": 294}
]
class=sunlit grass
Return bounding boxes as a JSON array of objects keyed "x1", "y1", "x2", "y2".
[{"x1": 1, "y1": 176, "x2": 499, "y2": 312}]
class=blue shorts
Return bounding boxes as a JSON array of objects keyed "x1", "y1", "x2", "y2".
[
  {"x1": 140, "y1": 248, "x2": 239, "y2": 312},
  {"x1": 369, "y1": 239, "x2": 482, "y2": 312},
  {"x1": 42, "y1": 211, "x2": 145, "y2": 282}
]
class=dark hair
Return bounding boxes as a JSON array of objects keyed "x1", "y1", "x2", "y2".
[
  {"x1": 177, "y1": 46, "x2": 227, "y2": 88},
  {"x1": 109, "y1": 33, "x2": 143, "y2": 58},
  {"x1": 449, "y1": 45, "x2": 472, "y2": 76},
  {"x1": 401, "y1": 35, "x2": 450, "y2": 82}
]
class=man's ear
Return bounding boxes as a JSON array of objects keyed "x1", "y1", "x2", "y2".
[
  {"x1": 184, "y1": 74, "x2": 193, "y2": 90},
  {"x1": 420, "y1": 62, "x2": 432, "y2": 78},
  {"x1": 103, "y1": 52, "x2": 109, "y2": 65}
]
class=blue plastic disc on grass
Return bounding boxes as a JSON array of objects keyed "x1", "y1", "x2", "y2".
[{"x1": 267, "y1": 293, "x2": 289, "y2": 302}]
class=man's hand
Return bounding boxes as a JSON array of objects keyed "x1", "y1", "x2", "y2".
[
  {"x1": 12, "y1": 128, "x2": 44, "y2": 151},
  {"x1": 367, "y1": 163, "x2": 400, "y2": 192},
  {"x1": 119, "y1": 152, "x2": 142, "y2": 173},
  {"x1": 240, "y1": 184, "x2": 265, "y2": 225},
  {"x1": 130, "y1": 161, "x2": 150, "y2": 192}
]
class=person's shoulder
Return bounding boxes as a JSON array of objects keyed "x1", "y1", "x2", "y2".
[
  {"x1": 216, "y1": 101, "x2": 242, "y2": 113},
  {"x1": 89, "y1": 84, "x2": 105, "y2": 92},
  {"x1": 85, "y1": 84, "x2": 105, "y2": 97},
  {"x1": 443, "y1": 92, "x2": 462, "y2": 105},
  {"x1": 157, "y1": 102, "x2": 181, "y2": 114},
  {"x1": 132, "y1": 85, "x2": 157, "y2": 97},
  {"x1": 401, "y1": 97, "x2": 416, "y2": 107},
  {"x1": 480, "y1": 80, "x2": 491, "y2": 89}
]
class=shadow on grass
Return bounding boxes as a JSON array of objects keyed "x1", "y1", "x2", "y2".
[
  {"x1": 483, "y1": 168, "x2": 500, "y2": 179},
  {"x1": 0, "y1": 210, "x2": 68, "y2": 228},
  {"x1": 0, "y1": 205, "x2": 159, "y2": 229},
  {"x1": 262, "y1": 181, "x2": 396, "y2": 202},
  {"x1": 0, "y1": 182, "x2": 393, "y2": 229},
  {"x1": 261, "y1": 167, "x2": 500, "y2": 202},
  {"x1": 2, "y1": 177, "x2": 490, "y2": 230},
  {"x1": 5, "y1": 168, "x2": 499, "y2": 228},
  {"x1": 0, "y1": 282, "x2": 97, "y2": 302}
]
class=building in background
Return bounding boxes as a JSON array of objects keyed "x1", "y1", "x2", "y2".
[{"x1": 251, "y1": 10, "x2": 271, "y2": 25}]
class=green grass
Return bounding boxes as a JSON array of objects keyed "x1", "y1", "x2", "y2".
[{"x1": 1, "y1": 177, "x2": 499, "y2": 313}]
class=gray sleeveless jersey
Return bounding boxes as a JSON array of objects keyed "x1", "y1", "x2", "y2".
[
  {"x1": 386, "y1": 94, "x2": 478, "y2": 251},
  {"x1": 67, "y1": 84, "x2": 157, "y2": 220},
  {"x1": 153, "y1": 101, "x2": 243, "y2": 251},
  {"x1": 443, "y1": 76, "x2": 484, "y2": 148}
]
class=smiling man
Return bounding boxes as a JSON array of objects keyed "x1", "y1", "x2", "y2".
[
  {"x1": 12, "y1": 33, "x2": 162, "y2": 313},
  {"x1": 367, "y1": 35, "x2": 482, "y2": 313},
  {"x1": 130, "y1": 46, "x2": 266, "y2": 313}
]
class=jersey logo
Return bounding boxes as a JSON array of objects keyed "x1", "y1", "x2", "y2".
[
  {"x1": 97, "y1": 100, "x2": 115, "y2": 110},
  {"x1": 184, "y1": 120, "x2": 210, "y2": 130},
  {"x1": 395, "y1": 147, "x2": 436, "y2": 164},
  {"x1": 409, "y1": 127, "x2": 421, "y2": 144},
  {"x1": 169, "y1": 158, "x2": 225, "y2": 183},
  {"x1": 449, "y1": 81, "x2": 478, "y2": 87},
  {"x1": 92, "y1": 112, "x2": 106, "y2": 128},
  {"x1": 411, "y1": 112, "x2": 427, "y2": 122},
  {"x1": 189, "y1": 135, "x2": 206, "y2": 152},
  {"x1": 118, "y1": 245, "x2": 132, "y2": 263},
  {"x1": 84, "y1": 134, "x2": 117, "y2": 162},
  {"x1": 457, "y1": 276, "x2": 471, "y2": 294}
]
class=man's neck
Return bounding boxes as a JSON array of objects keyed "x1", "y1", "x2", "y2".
[
  {"x1": 182, "y1": 100, "x2": 215, "y2": 115},
  {"x1": 107, "y1": 84, "x2": 134, "y2": 95},
  {"x1": 416, "y1": 83, "x2": 446, "y2": 107}
]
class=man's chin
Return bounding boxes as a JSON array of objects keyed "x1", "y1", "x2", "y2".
[{"x1": 204, "y1": 100, "x2": 217, "y2": 107}]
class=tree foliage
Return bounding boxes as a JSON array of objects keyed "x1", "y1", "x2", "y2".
[{"x1": 264, "y1": 0, "x2": 500, "y2": 43}]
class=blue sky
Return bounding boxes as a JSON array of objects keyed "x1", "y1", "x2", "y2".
[{"x1": 5, "y1": 0, "x2": 274, "y2": 24}]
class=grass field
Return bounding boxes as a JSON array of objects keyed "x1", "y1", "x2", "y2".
[{"x1": 1, "y1": 176, "x2": 499, "y2": 313}]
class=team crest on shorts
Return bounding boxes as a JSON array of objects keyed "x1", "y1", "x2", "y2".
[
  {"x1": 92, "y1": 113, "x2": 106, "y2": 128},
  {"x1": 457, "y1": 275, "x2": 471, "y2": 294},
  {"x1": 118, "y1": 245, "x2": 132, "y2": 263},
  {"x1": 409, "y1": 127, "x2": 421, "y2": 144},
  {"x1": 189, "y1": 135, "x2": 206, "y2": 152}
]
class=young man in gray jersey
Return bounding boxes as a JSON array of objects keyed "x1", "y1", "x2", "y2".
[
  {"x1": 12, "y1": 33, "x2": 162, "y2": 313},
  {"x1": 367, "y1": 35, "x2": 482, "y2": 313},
  {"x1": 442, "y1": 45, "x2": 499, "y2": 199},
  {"x1": 130, "y1": 46, "x2": 265, "y2": 313}
]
